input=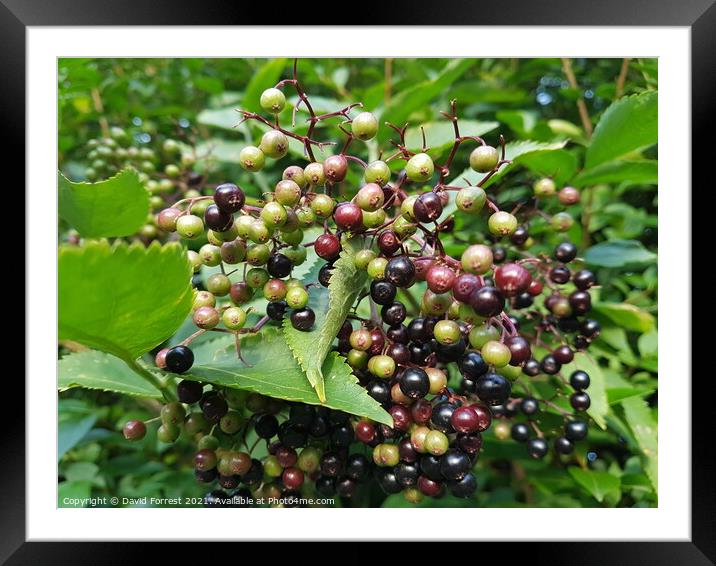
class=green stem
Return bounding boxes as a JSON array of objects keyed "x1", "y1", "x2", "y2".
[{"x1": 124, "y1": 358, "x2": 176, "y2": 402}]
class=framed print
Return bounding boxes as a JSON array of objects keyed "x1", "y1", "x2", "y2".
[{"x1": 6, "y1": 0, "x2": 710, "y2": 561}]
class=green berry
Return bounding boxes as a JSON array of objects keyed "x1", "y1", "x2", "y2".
[
  {"x1": 533, "y1": 178, "x2": 556, "y2": 197},
  {"x1": 165, "y1": 164, "x2": 180, "y2": 178},
  {"x1": 461, "y1": 244, "x2": 493, "y2": 274},
  {"x1": 551, "y1": 212, "x2": 574, "y2": 232},
  {"x1": 424, "y1": 430, "x2": 450, "y2": 456},
  {"x1": 249, "y1": 220, "x2": 273, "y2": 244},
  {"x1": 285, "y1": 286, "x2": 309, "y2": 309},
  {"x1": 426, "y1": 367, "x2": 448, "y2": 395},
  {"x1": 349, "y1": 328, "x2": 373, "y2": 351},
  {"x1": 246, "y1": 243, "x2": 271, "y2": 266},
  {"x1": 219, "y1": 410, "x2": 244, "y2": 435},
  {"x1": 304, "y1": 162, "x2": 326, "y2": 186},
  {"x1": 400, "y1": 194, "x2": 418, "y2": 220},
  {"x1": 260, "y1": 88, "x2": 286, "y2": 114},
  {"x1": 259, "y1": 130, "x2": 289, "y2": 159},
  {"x1": 364, "y1": 160, "x2": 391, "y2": 185},
  {"x1": 481, "y1": 340, "x2": 511, "y2": 367},
  {"x1": 246, "y1": 267, "x2": 269, "y2": 289},
  {"x1": 161, "y1": 402, "x2": 186, "y2": 426},
  {"x1": 355, "y1": 249, "x2": 377, "y2": 270},
  {"x1": 282, "y1": 245, "x2": 307, "y2": 266},
  {"x1": 347, "y1": 349, "x2": 368, "y2": 370},
  {"x1": 362, "y1": 208, "x2": 387, "y2": 228},
  {"x1": 355, "y1": 183, "x2": 385, "y2": 212},
  {"x1": 281, "y1": 228, "x2": 304, "y2": 246},
  {"x1": 193, "y1": 290, "x2": 216, "y2": 310},
  {"x1": 206, "y1": 274, "x2": 231, "y2": 296},
  {"x1": 421, "y1": 290, "x2": 452, "y2": 316},
  {"x1": 184, "y1": 412, "x2": 209, "y2": 435},
  {"x1": 373, "y1": 443, "x2": 400, "y2": 467},
  {"x1": 220, "y1": 239, "x2": 247, "y2": 264},
  {"x1": 433, "y1": 319, "x2": 462, "y2": 345},
  {"x1": 187, "y1": 250, "x2": 202, "y2": 273},
  {"x1": 469, "y1": 145, "x2": 500, "y2": 172},
  {"x1": 197, "y1": 434, "x2": 219, "y2": 450},
  {"x1": 296, "y1": 206, "x2": 316, "y2": 228},
  {"x1": 199, "y1": 244, "x2": 222, "y2": 267},
  {"x1": 368, "y1": 354, "x2": 396, "y2": 379},
  {"x1": 239, "y1": 146, "x2": 265, "y2": 172},
  {"x1": 264, "y1": 455, "x2": 283, "y2": 478},
  {"x1": 274, "y1": 179, "x2": 302, "y2": 207},
  {"x1": 283, "y1": 165, "x2": 307, "y2": 189},
  {"x1": 456, "y1": 186, "x2": 487, "y2": 214},
  {"x1": 222, "y1": 306, "x2": 247, "y2": 330},
  {"x1": 488, "y1": 211, "x2": 518, "y2": 236},
  {"x1": 297, "y1": 446, "x2": 321, "y2": 473},
  {"x1": 393, "y1": 215, "x2": 417, "y2": 238},
  {"x1": 406, "y1": 153, "x2": 434, "y2": 182},
  {"x1": 310, "y1": 194, "x2": 335, "y2": 218},
  {"x1": 157, "y1": 423, "x2": 180, "y2": 443},
  {"x1": 263, "y1": 278, "x2": 288, "y2": 302},
  {"x1": 235, "y1": 215, "x2": 255, "y2": 239},
  {"x1": 367, "y1": 257, "x2": 388, "y2": 279},
  {"x1": 469, "y1": 324, "x2": 501, "y2": 349},
  {"x1": 261, "y1": 201, "x2": 288, "y2": 228},
  {"x1": 176, "y1": 215, "x2": 204, "y2": 239},
  {"x1": 351, "y1": 111, "x2": 379, "y2": 141}
]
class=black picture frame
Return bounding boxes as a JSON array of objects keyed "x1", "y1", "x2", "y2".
[{"x1": 7, "y1": 0, "x2": 709, "y2": 561}]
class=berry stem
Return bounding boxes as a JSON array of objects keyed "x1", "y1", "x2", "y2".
[{"x1": 124, "y1": 358, "x2": 176, "y2": 402}]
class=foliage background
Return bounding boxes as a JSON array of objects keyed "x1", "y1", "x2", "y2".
[{"x1": 58, "y1": 58, "x2": 658, "y2": 508}]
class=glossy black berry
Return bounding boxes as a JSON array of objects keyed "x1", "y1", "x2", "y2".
[
  {"x1": 288, "y1": 404, "x2": 315, "y2": 428},
  {"x1": 200, "y1": 392, "x2": 228, "y2": 423},
  {"x1": 370, "y1": 280, "x2": 396, "y2": 305},
  {"x1": 409, "y1": 341, "x2": 433, "y2": 365},
  {"x1": 523, "y1": 358, "x2": 540, "y2": 376},
  {"x1": 520, "y1": 397, "x2": 539, "y2": 416},
  {"x1": 290, "y1": 307, "x2": 315, "y2": 331},
  {"x1": 570, "y1": 391, "x2": 591, "y2": 411},
  {"x1": 580, "y1": 319, "x2": 601, "y2": 338},
  {"x1": 470, "y1": 286, "x2": 505, "y2": 317},
  {"x1": 315, "y1": 476, "x2": 336, "y2": 496},
  {"x1": 569, "y1": 370, "x2": 591, "y2": 391},
  {"x1": 214, "y1": 183, "x2": 245, "y2": 213},
  {"x1": 385, "y1": 256, "x2": 416, "y2": 287},
  {"x1": 439, "y1": 449, "x2": 471, "y2": 481},
  {"x1": 448, "y1": 472, "x2": 477, "y2": 498},
  {"x1": 540, "y1": 354, "x2": 561, "y2": 375},
  {"x1": 376, "y1": 468, "x2": 402, "y2": 494},
  {"x1": 459, "y1": 351, "x2": 489, "y2": 379},
  {"x1": 254, "y1": 414, "x2": 279, "y2": 438},
  {"x1": 345, "y1": 454, "x2": 370, "y2": 481},
  {"x1": 267, "y1": 253, "x2": 292, "y2": 278},
  {"x1": 241, "y1": 459, "x2": 264, "y2": 485},
  {"x1": 277, "y1": 421, "x2": 308, "y2": 448},
  {"x1": 569, "y1": 291, "x2": 592, "y2": 315},
  {"x1": 564, "y1": 420, "x2": 588, "y2": 441},
  {"x1": 573, "y1": 269, "x2": 597, "y2": 290},
  {"x1": 395, "y1": 462, "x2": 420, "y2": 487},
  {"x1": 204, "y1": 204, "x2": 234, "y2": 232},
  {"x1": 413, "y1": 191, "x2": 443, "y2": 223},
  {"x1": 399, "y1": 367, "x2": 431, "y2": 399},
  {"x1": 475, "y1": 373, "x2": 511, "y2": 406},
  {"x1": 177, "y1": 379, "x2": 203, "y2": 403},
  {"x1": 511, "y1": 422, "x2": 530, "y2": 442},
  {"x1": 431, "y1": 401, "x2": 457, "y2": 433},
  {"x1": 318, "y1": 263, "x2": 334, "y2": 287},
  {"x1": 320, "y1": 451, "x2": 345, "y2": 477},
  {"x1": 554, "y1": 242, "x2": 578, "y2": 263},
  {"x1": 330, "y1": 425, "x2": 354, "y2": 448},
  {"x1": 366, "y1": 380, "x2": 391, "y2": 405},
  {"x1": 527, "y1": 438, "x2": 549, "y2": 459},
  {"x1": 554, "y1": 436, "x2": 575, "y2": 455},
  {"x1": 381, "y1": 301, "x2": 407, "y2": 326},
  {"x1": 549, "y1": 265, "x2": 571, "y2": 285},
  {"x1": 165, "y1": 345, "x2": 194, "y2": 374},
  {"x1": 266, "y1": 301, "x2": 288, "y2": 321},
  {"x1": 419, "y1": 454, "x2": 444, "y2": 481},
  {"x1": 434, "y1": 337, "x2": 467, "y2": 363},
  {"x1": 387, "y1": 324, "x2": 409, "y2": 345}
]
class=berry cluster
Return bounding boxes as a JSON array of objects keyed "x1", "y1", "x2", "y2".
[{"x1": 123, "y1": 62, "x2": 601, "y2": 506}]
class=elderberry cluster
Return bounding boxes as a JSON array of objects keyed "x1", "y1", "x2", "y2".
[{"x1": 122, "y1": 64, "x2": 602, "y2": 506}]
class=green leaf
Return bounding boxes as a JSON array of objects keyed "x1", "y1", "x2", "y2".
[
  {"x1": 586, "y1": 91, "x2": 658, "y2": 168},
  {"x1": 59, "y1": 241, "x2": 193, "y2": 360},
  {"x1": 242, "y1": 58, "x2": 288, "y2": 113},
  {"x1": 58, "y1": 169, "x2": 149, "y2": 238},
  {"x1": 482, "y1": 140, "x2": 569, "y2": 188},
  {"x1": 283, "y1": 236, "x2": 368, "y2": 402},
  {"x1": 509, "y1": 148, "x2": 578, "y2": 186},
  {"x1": 560, "y1": 352, "x2": 608, "y2": 430},
  {"x1": 622, "y1": 397, "x2": 658, "y2": 492},
  {"x1": 182, "y1": 329, "x2": 392, "y2": 426},
  {"x1": 567, "y1": 467, "x2": 621, "y2": 503},
  {"x1": 638, "y1": 329, "x2": 658, "y2": 358},
  {"x1": 584, "y1": 240, "x2": 657, "y2": 268},
  {"x1": 378, "y1": 59, "x2": 474, "y2": 141},
  {"x1": 572, "y1": 160, "x2": 657, "y2": 188},
  {"x1": 594, "y1": 303, "x2": 655, "y2": 333},
  {"x1": 59, "y1": 411, "x2": 97, "y2": 461},
  {"x1": 59, "y1": 350, "x2": 164, "y2": 398},
  {"x1": 404, "y1": 120, "x2": 499, "y2": 153}
]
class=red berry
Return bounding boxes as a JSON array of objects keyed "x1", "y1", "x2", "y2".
[
  {"x1": 333, "y1": 202, "x2": 364, "y2": 232},
  {"x1": 426, "y1": 264, "x2": 457, "y2": 294},
  {"x1": 469, "y1": 404, "x2": 492, "y2": 432},
  {"x1": 527, "y1": 279, "x2": 544, "y2": 296},
  {"x1": 450, "y1": 405, "x2": 480, "y2": 433},
  {"x1": 378, "y1": 230, "x2": 401, "y2": 256},
  {"x1": 452, "y1": 273, "x2": 481, "y2": 303},
  {"x1": 494, "y1": 263, "x2": 532, "y2": 297},
  {"x1": 355, "y1": 420, "x2": 376, "y2": 443},
  {"x1": 315, "y1": 233, "x2": 341, "y2": 261},
  {"x1": 324, "y1": 154, "x2": 348, "y2": 182},
  {"x1": 282, "y1": 467, "x2": 305, "y2": 489},
  {"x1": 389, "y1": 405, "x2": 413, "y2": 431},
  {"x1": 413, "y1": 257, "x2": 434, "y2": 281}
]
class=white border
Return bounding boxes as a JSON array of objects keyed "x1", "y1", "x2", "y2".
[{"x1": 29, "y1": 26, "x2": 690, "y2": 541}]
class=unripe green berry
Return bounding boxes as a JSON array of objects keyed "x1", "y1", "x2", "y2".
[
  {"x1": 261, "y1": 201, "x2": 288, "y2": 228},
  {"x1": 219, "y1": 410, "x2": 244, "y2": 434},
  {"x1": 406, "y1": 152, "x2": 435, "y2": 182},
  {"x1": 263, "y1": 278, "x2": 288, "y2": 302},
  {"x1": 400, "y1": 194, "x2": 418, "y2": 220},
  {"x1": 274, "y1": 179, "x2": 302, "y2": 207},
  {"x1": 259, "y1": 130, "x2": 289, "y2": 159},
  {"x1": 304, "y1": 162, "x2": 326, "y2": 186},
  {"x1": 165, "y1": 163, "x2": 180, "y2": 178},
  {"x1": 488, "y1": 211, "x2": 518, "y2": 236},
  {"x1": 283, "y1": 165, "x2": 307, "y2": 189},
  {"x1": 239, "y1": 146, "x2": 265, "y2": 172},
  {"x1": 362, "y1": 208, "x2": 387, "y2": 228},
  {"x1": 368, "y1": 354, "x2": 396, "y2": 379},
  {"x1": 461, "y1": 244, "x2": 493, "y2": 274},
  {"x1": 176, "y1": 214, "x2": 204, "y2": 239},
  {"x1": 282, "y1": 245, "x2": 307, "y2": 266},
  {"x1": 433, "y1": 319, "x2": 462, "y2": 345},
  {"x1": 295, "y1": 206, "x2": 316, "y2": 228},
  {"x1": 310, "y1": 194, "x2": 335, "y2": 218},
  {"x1": 426, "y1": 367, "x2": 448, "y2": 395},
  {"x1": 187, "y1": 251, "x2": 202, "y2": 273},
  {"x1": 393, "y1": 215, "x2": 417, "y2": 238},
  {"x1": 469, "y1": 145, "x2": 500, "y2": 172},
  {"x1": 249, "y1": 220, "x2": 272, "y2": 244},
  {"x1": 246, "y1": 243, "x2": 271, "y2": 266},
  {"x1": 373, "y1": 443, "x2": 400, "y2": 467},
  {"x1": 222, "y1": 306, "x2": 247, "y2": 330},
  {"x1": 199, "y1": 244, "x2": 222, "y2": 267},
  {"x1": 297, "y1": 446, "x2": 321, "y2": 473},
  {"x1": 281, "y1": 228, "x2": 304, "y2": 246},
  {"x1": 533, "y1": 177, "x2": 556, "y2": 197},
  {"x1": 260, "y1": 87, "x2": 286, "y2": 114},
  {"x1": 349, "y1": 328, "x2": 373, "y2": 351},
  {"x1": 197, "y1": 435, "x2": 219, "y2": 451},
  {"x1": 367, "y1": 257, "x2": 388, "y2": 279},
  {"x1": 469, "y1": 324, "x2": 501, "y2": 349},
  {"x1": 235, "y1": 215, "x2": 255, "y2": 239},
  {"x1": 354, "y1": 249, "x2": 377, "y2": 270},
  {"x1": 347, "y1": 348, "x2": 368, "y2": 370},
  {"x1": 458, "y1": 303, "x2": 485, "y2": 325},
  {"x1": 364, "y1": 160, "x2": 391, "y2": 185},
  {"x1": 193, "y1": 290, "x2": 216, "y2": 310},
  {"x1": 421, "y1": 290, "x2": 452, "y2": 316},
  {"x1": 161, "y1": 402, "x2": 186, "y2": 426},
  {"x1": 285, "y1": 286, "x2": 309, "y2": 309},
  {"x1": 184, "y1": 412, "x2": 209, "y2": 435},
  {"x1": 246, "y1": 267, "x2": 270, "y2": 289},
  {"x1": 157, "y1": 423, "x2": 180, "y2": 443},
  {"x1": 410, "y1": 426, "x2": 431, "y2": 453},
  {"x1": 481, "y1": 340, "x2": 512, "y2": 367},
  {"x1": 456, "y1": 186, "x2": 487, "y2": 214},
  {"x1": 351, "y1": 111, "x2": 379, "y2": 141},
  {"x1": 355, "y1": 183, "x2": 385, "y2": 212},
  {"x1": 206, "y1": 274, "x2": 231, "y2": 296},
  {"x1": 551, "y1": 212, "x2": 574, "y2": 232},
  {"x1": 220, "y1": 239, "x2": 247, "y2": 264},
  {"x1": 424, "y1": 430, "x2": 450, "y2": 456}
]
